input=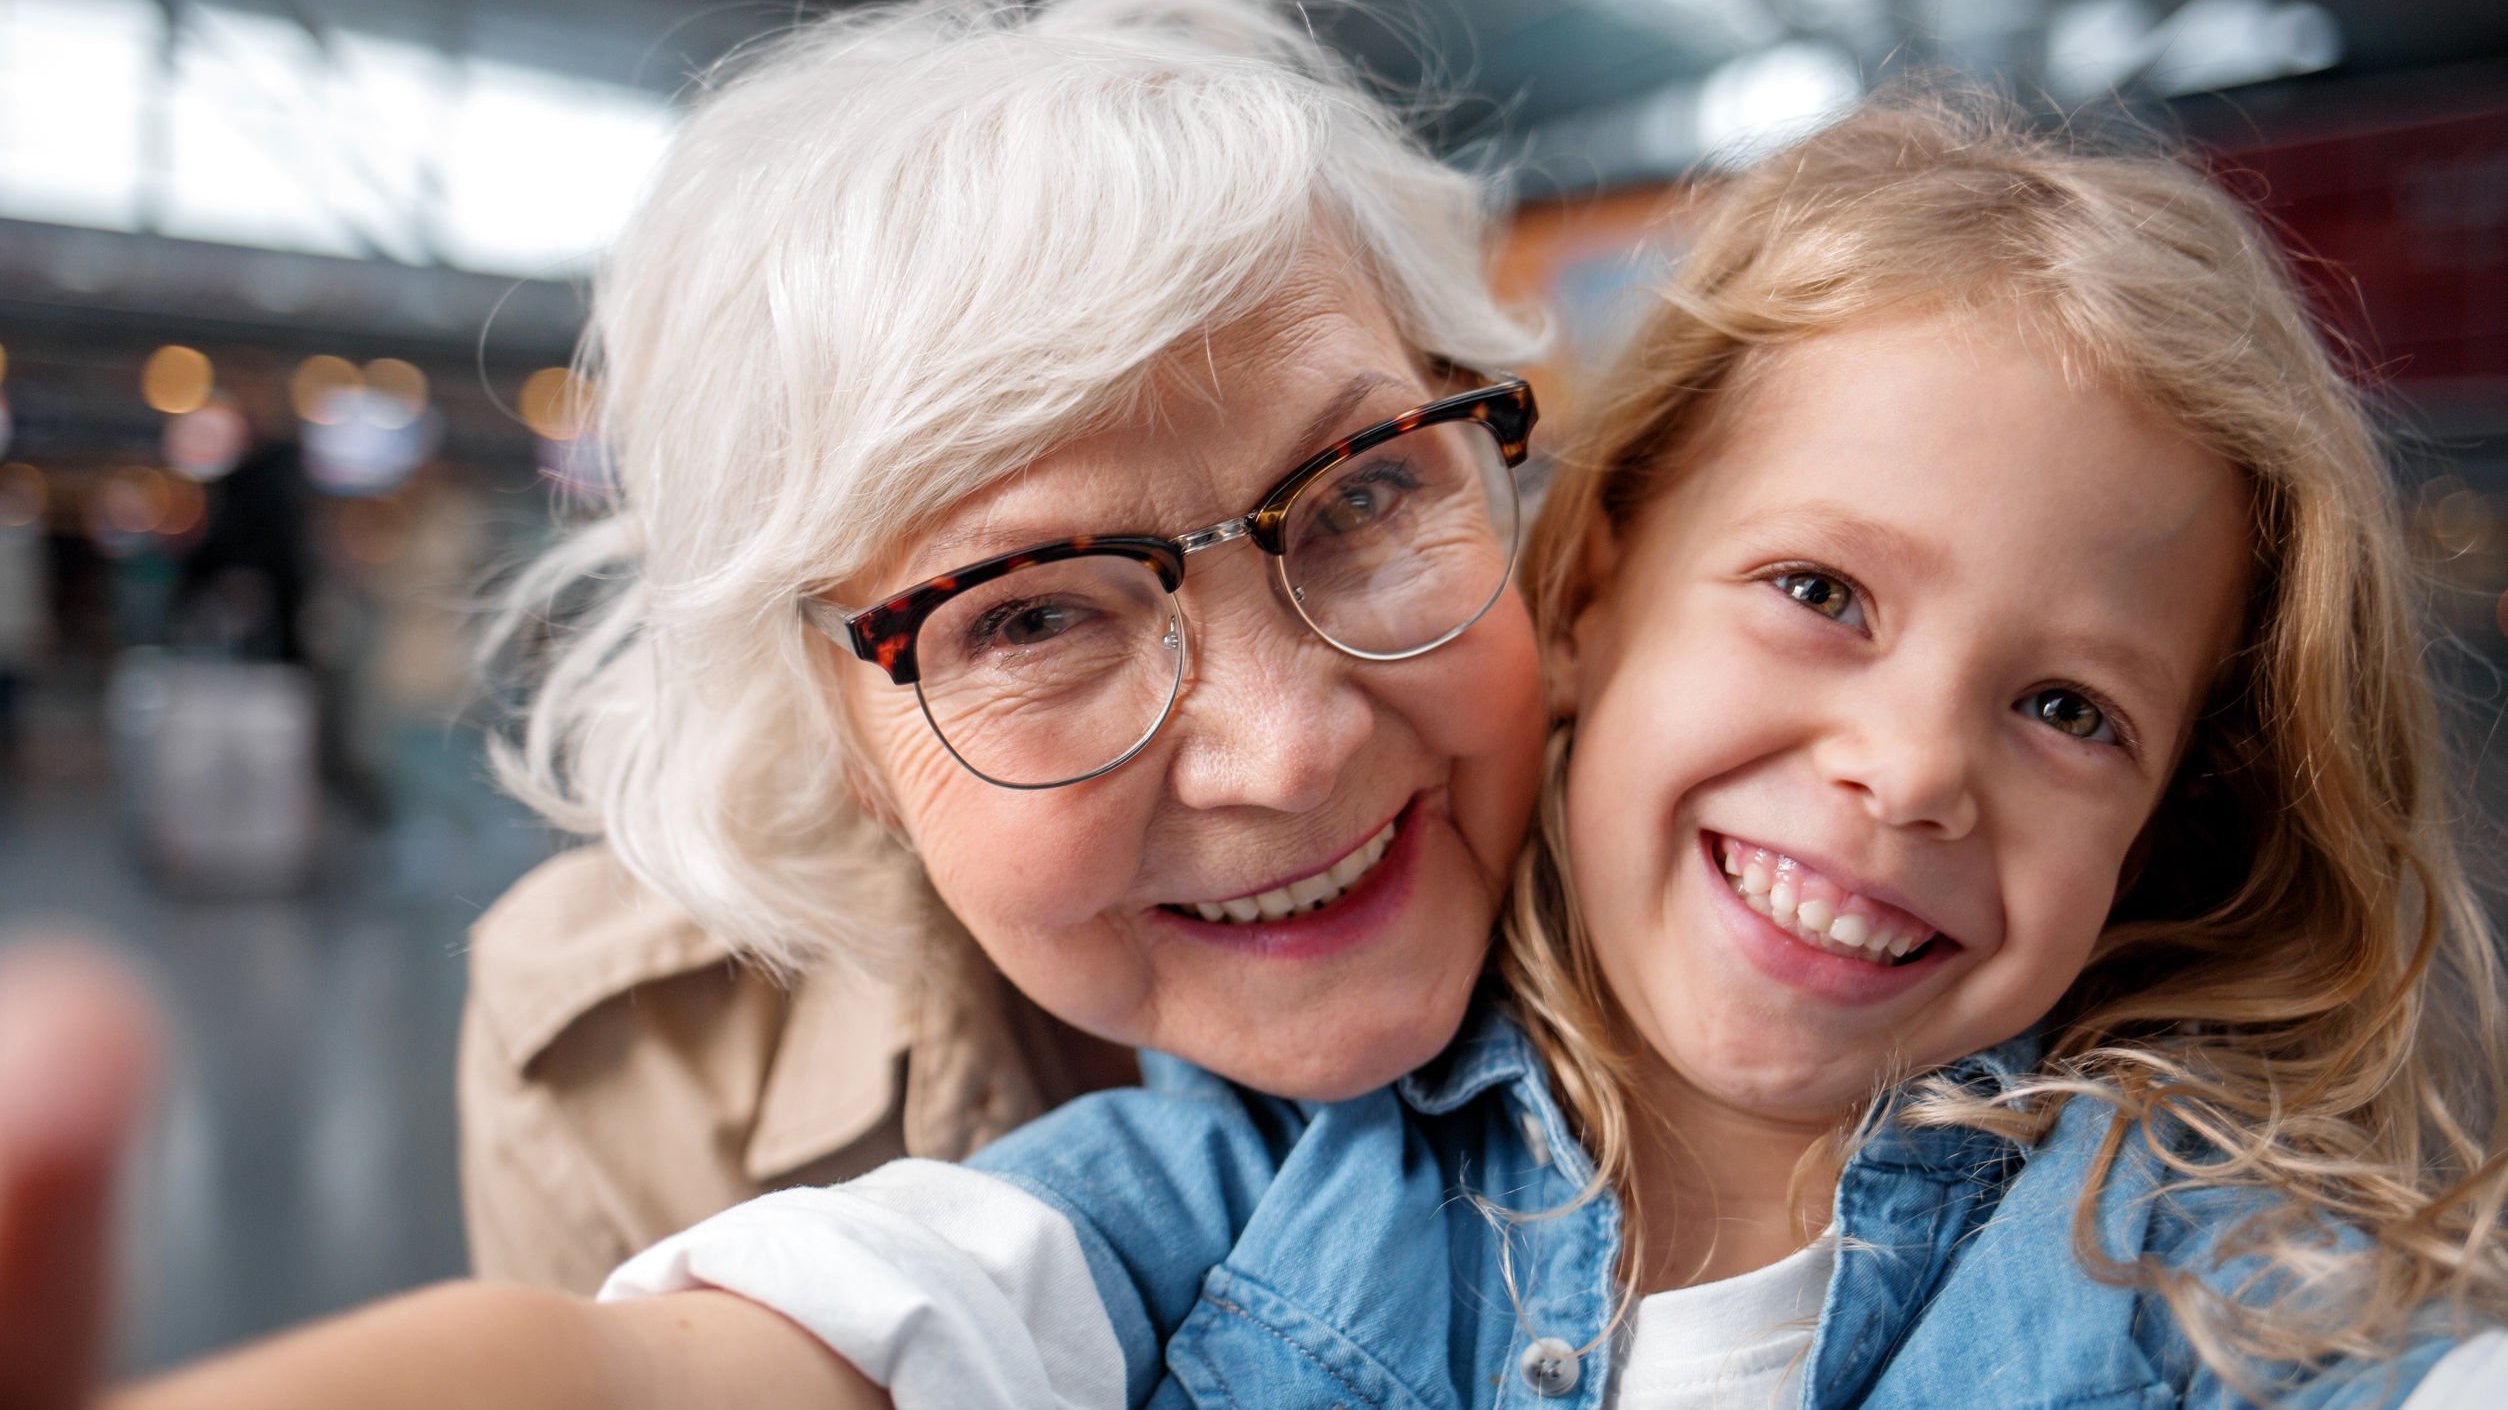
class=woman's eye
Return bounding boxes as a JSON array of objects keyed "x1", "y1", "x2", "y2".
[
  {"x1": 1771, "y1": 571, "x2": 1863, "y2": 628},
  {"x1": 1307, "y1": 460, "x2": 1421, "y2": 538},
  {"x1": 2019, "y1": 688, "x2": 2118, "y2": 745},
  {"x1": 971, "y1": 599, "x2": 1087, "y2": 650}
]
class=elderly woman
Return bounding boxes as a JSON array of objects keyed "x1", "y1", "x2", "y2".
[
  {"x1": 0, "y1": 1, "x2": 1551, "y2": 1403},
  {"x1": 454, "y1": 0, "x2": 1548, "y2": 1292}
]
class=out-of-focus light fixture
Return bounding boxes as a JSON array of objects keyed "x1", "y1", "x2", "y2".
[
  {"x1": 518, "y1": 367, "x2": 592, "y2": 442},
  {"x1": 0, "y1": 461, "x2": 44, "y2": 528},
  {"x1": 158, "y1": 474, "x2": 207, "y2": 537},
  {"x1": 2047, "y1": 0, "x2": 2341, "y2": 100},
  {"x1": 164, "y1": 394, "x2": 251, "y2": 481},
  {"x1": 291, "y1": 354, "x2": 361, "y2": 425},
  {"x1": 142, "y1": 344, "x2": 214, "y2": 415},
  {"x1": 94, "y1": 465, "x2": 168, "y2": 537},
  {"x1": 1696, "y1": 41, "x2": 1860, "y2": 166},
  {"x1": 0, "y1": 341, "x2": 10, "y2": 383},
  {"x1": 362, "y1": 358, "x2": 428, "y2": 430}
]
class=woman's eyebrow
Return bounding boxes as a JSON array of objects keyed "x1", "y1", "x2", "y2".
[
  {"x1": 1280, "y1": 370, "x2": 1419, "y2": 460},
  {"x1": 899, "y1": 371, "x2": 1423, "y2": 583}
]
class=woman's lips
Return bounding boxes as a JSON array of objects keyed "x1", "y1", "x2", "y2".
[
  {"x1": 1168, "y1": 814, "x2": 1401, "y2": 923},
  {"x1": 1699, "y1": 832, "x2": 1961, "y2": 1004},
  {"x1": 1151, "y1": 795, "x2": 1427, "y2": 959}
]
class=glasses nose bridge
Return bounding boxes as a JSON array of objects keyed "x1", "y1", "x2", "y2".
[{"x1": 1174, "y1": 512, "x2": 1262, "y2": 559}]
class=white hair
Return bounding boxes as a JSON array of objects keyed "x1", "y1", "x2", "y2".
[{"x1": 484, "y1": 0, "x2": 1543, "y2": 972}]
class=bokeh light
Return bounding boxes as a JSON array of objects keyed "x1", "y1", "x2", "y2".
[
  {"x1": 92, "y1": 464, "x2": 169, "y2": 540},
  {"x1": 2431, "y1": 487, "x2": 2491, "y2": 556},
  {"x1": 158, "y1": 474, "x2": 207, "y2": 537},
  {"x1": 164, "y1": 396, "x2": 252, "y2": 481},
  {"x1": 518, "y1": 366, "x2": 592, "y2": 442},
  {"x1": 0, "y1": 340, "x2": 10, "y2": 383},
  {"x1": 142, "y1": 343, "x2": 214, "y2": 415},
  {"x1": 291, "y1": 354, "x2": 361, "y2": 424},
  {"x1": 362, "y1": 358, "x2": 428, "y2": 430},
  {"x1": 0, "y1": 460, "x2": 43, "y2": 527}
]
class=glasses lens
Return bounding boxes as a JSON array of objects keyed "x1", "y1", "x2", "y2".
[
  {"x1": 911, "y1": 554, "x2": 1184, "y2": 787},
  {"x1": 1279, "y1": 418, "x2": 1520, "y2": 658}
]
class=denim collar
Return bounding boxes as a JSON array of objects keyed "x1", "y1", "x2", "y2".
[
  {"x1": 1393, "y1": 1004, "x2": 2054, "y2": 1185},
  {"x1": 1394, "y1": 998, "x2": 1606, "y2": 1186},
  {"x1": 1847, "y1": 1026, "x2": 2048, "y2": 1178}
]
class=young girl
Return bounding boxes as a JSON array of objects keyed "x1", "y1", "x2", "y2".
[
  {"x1": 52, "y1": 84, "x2": 2508, "y2": 1410},
  {"x1": 1497, "y1": 93, "x2": 2508, "y2": 1407}
]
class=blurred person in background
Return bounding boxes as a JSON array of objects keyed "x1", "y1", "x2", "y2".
[
  {"x1": 0, "y1": 474, "x2": 44, "y2": 764},
  {"x1": 172, "y1": 377, "x2": 307, "y2": 666},
  {"x1": 455, "y1": 0, "x2": 1548, "y2": 1295}
]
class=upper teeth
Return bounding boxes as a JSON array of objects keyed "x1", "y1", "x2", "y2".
[
  {"x1": 1187, "y1": 819, "x2": 1398, "y2": 924},
  {"x1": 1723, "y1": 843, "x2": 1929, "y2": 963}
]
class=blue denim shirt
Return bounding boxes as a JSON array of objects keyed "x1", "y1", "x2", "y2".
[
  {"x1": 612, "y1": 1000, "x2": 2481, "y2": 1407},
  {"x1": 955, "y1": 1002, "x2": 2468, "y2": 1409}
]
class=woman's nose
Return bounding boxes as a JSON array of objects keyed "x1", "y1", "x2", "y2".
[
  {"x1": 1811, "y1": 671, "x2": 1983, "y2": 840},
  {"x1": 1159, "y1": 607, "x2": 1376, "y2": 816}
]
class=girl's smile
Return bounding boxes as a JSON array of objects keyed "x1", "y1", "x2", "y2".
[
  {"x1": 1702, "y1": 833, "x2": 1962, "y2": 1005},
  {"x1": 1560, "y1": 310, "x2": 2253, "y2": 1126}
]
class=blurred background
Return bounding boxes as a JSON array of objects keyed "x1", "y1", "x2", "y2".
[{"x1": 0, "y1": 0, "x2": 2497, "y2": 1375}]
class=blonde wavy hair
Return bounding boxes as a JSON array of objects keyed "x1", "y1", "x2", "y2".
[
  {"x1": 1503, "y1": 90, "x2": 2508, "y2": 1386},
  {"x1": 481, "y1": 0, "x2": 1540, "y2": 974}
]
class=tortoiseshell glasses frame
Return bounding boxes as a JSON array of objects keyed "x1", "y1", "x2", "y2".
[{"x1": 800, "y1": 374, "x2": 1538, "y2": 787}]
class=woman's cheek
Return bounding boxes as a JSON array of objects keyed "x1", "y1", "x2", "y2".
[
  {"x1": 912, "y1": 781, "x2": 1147, "y2": 930},
  {"x1": 1430, "y1": 602, "x2": 1545, "y2": 871}
]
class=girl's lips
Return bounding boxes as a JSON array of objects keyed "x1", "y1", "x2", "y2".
[
  {"x1": 1150, "y1": 794, "x2": 1428, "y2": 961},
  {"x1": 1698, "y1": 833, "x2": 1960, "y2": 1005}
]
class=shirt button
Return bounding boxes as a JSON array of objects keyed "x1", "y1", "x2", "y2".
[{"x1": 1519, "y1": 1336, "x2": 1580, "y2": 1397}]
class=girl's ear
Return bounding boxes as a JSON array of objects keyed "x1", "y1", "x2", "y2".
[{"x1": 1546, "y1": 517, "x2": 1622, "y2": 720}]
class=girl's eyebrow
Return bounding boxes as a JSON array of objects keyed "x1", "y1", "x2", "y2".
[{"x1": 1739, "y1": 502, "x2": 1948, "y2": 582}]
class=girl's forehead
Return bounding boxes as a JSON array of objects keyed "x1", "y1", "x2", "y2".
[{"x1": 1650, "y1": 313, "x2": 2250, "y2": 689}]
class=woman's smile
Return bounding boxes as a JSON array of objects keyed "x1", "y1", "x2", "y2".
[{"x1": 1150, "y1": 794, "x2": 1426, "y2": 960}]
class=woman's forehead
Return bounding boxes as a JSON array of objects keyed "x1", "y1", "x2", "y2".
[{"x1": 887, "y1": 351, "x2": 1434, "y2": 587}]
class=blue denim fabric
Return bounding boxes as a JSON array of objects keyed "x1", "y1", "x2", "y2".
[{"x1": 966, "y1": 1003, "x2": 2463, "y2": 1409}]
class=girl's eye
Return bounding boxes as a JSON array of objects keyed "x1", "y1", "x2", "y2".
[
  {"x1": 1771, "y1": 571, "x2": 1864, "y2": 629},
  {"x1": 2019, "y1": 688, "x2": 2118, "y2": 745}
]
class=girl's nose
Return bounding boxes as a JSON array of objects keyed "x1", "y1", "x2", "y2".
[{"x1": 1812, "y1": 674, "x2": 1982, "y2": 840}]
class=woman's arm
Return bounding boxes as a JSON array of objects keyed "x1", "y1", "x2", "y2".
[
  {"x1": 0, "y1": 938, "x2": 890, "y2": 1410},
  {"x1": 108, "y1": 1284, "x2": 892, "y2": 1410}
]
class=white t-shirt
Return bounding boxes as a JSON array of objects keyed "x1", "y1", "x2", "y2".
[{"x1": 1604, "y1": 1234, "x2": 1834, "y2": 1410}]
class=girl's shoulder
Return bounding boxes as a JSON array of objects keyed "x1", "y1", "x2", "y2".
[{"x1": 1853, "y1": 1078, "x2": 2483, "y2": 1410}]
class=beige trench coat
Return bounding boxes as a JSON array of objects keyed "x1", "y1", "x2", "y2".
[{"x1": 457, "y1": 847, "x2": 1133, "y2": 1294}]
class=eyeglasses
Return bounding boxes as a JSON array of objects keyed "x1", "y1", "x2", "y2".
[{"x1": 804, "y1": 376, "x2": 1537, "y2": 789}]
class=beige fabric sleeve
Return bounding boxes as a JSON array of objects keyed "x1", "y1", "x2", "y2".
[{"x1": 457, "y1": 992, "x2": 640, "y2": 1294}]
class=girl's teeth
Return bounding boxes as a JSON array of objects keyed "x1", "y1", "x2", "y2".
[
  {"x1": 1716, "y1": 837, "x2": 1939, "y2": 965},
  {"x1": 1768, "y1": 877, "x2": 1799, "y2": 920},
  {"x1": 1183, "y1": 818, "x2": 1398, "y2": 925}
]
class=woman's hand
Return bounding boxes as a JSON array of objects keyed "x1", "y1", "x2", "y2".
[
  {"x1": 0, "y1": 936, "x2": 164, "y2": 1410},
  {"x1": 0, "y1": 936, "x2": 890, "y2": 1410}
]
